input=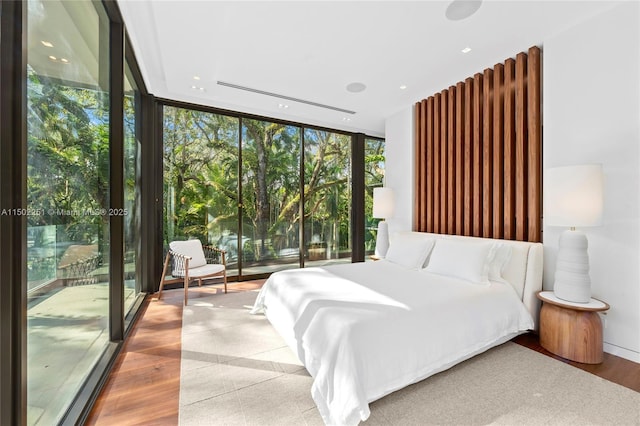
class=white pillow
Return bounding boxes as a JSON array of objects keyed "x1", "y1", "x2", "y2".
[
  {"x1": 487, "y1": 243, "x2": 512, "y2": 283},
  {"x1": 384, "y1": 238, "x2": 435, "y2": 270},
  {"x1": 424, "y1": 239, "x2": 493, "y2": 285}
]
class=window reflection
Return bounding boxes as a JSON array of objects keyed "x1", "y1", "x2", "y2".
[
  {"x1": 124, "y1": 61, "x2": 141, "y2": 316},
  {"x1": 304, "y1": 130, "x2": 352, "y2": 265},
  {"x1": 162, "y1": 106, "x2": 240, "y2": 274},
  {"x1": 26, "y1": 0, "x2": 110, "y2": 423}
]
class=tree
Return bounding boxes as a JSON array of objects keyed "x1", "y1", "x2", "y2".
[{"x1": 27, "y1": 69, "x2": 110, "y2": 244}]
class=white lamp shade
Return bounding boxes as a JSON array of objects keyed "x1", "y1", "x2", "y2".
[
  {"x1": 373, "y1": 187, "x2": 395, "y2": 219},
  {"x1": 544, "y1": 164, "x2": 603, "y2": 227}
]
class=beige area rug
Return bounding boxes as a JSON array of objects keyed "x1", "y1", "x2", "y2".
[{"x1": 179, "y1": 290, "x2": 640, "y2": 425}]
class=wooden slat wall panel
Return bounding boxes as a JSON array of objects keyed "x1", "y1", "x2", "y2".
[
  {"x1": 482, "y1": 68, "x2": 493, "y2": 238},
  {"x1": 472, "y1": 73, "x2": 483, "y2": 236},
  {"x1": 413, "y1": 46, "x2": 541, "y2": 243},
  {"x1": 447, "y1": 88, "x2": 455, "y2": 234},
  {"x1": 463, "y1": 78, "x2": 473, "y2": 236},
  {"x1": 415, "y1": 101, "x2": 423, "y2": 230},
  {"x1": 527, "y1": 46, "x2": 542, "y2": 242},
  {"x1": 426, "y1": 98, "x2": 434, "y2": 232},
  {"x1": 433, "y1": 94, "x2": 440, "y2": 234},
  {"x1": 455, "y1": 82, "x2": 464, "y2": 234},
  {"x1": 492, "y1": 64, "x2": 505, "y2": 239},
  {"x1": 440, "y1": 90, "x2": 448, "y2": 233},
  {"x1": 504, "y1": 58, "x2": 516, "y2": 240},
  {"x1": 515, "y1": 52, "x2": 528, "y2": 241}
]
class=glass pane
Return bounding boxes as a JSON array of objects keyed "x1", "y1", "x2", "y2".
[
  {"x1": 27, "y1": 0, "x2": 110, "y2": 423},
  {"x1": 365, "y1": 138, "x2": 385, "y2": 258},
  {"x1": 304, "y1": 129, "x2": 352, "y2": 266},
  {"x1": 124, "y1": 62, "x2": 141, "y2": 315},
  {"x1": 163, "y1": 107, "x2": 240, "y2": 275},
  {"x1": 241, "y1": 119, "x2": 301, "y2": 275}
]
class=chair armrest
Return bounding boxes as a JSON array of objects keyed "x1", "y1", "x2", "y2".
[
  {"x1": 203, "y1": 245, "x2": 226, "y2": 266},
  {"x1": 169, "y1": 250, "x2": 192, "y2": 261},
  {"x1": 169, "y1": 249, "x2": 192, "y2": 277}
]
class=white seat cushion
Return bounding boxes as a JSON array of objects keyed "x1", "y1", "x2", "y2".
[{"x1": 188, "y1": 263, "x2": 225, "y2": 278}]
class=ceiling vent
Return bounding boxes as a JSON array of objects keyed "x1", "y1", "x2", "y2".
[{"x1": 217, "y1": 81, "x2": 356, "y2": 115}]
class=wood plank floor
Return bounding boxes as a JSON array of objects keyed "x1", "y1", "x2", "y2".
[{"x1": 86, "y1": 280, "x2": 640, "y2": 425}]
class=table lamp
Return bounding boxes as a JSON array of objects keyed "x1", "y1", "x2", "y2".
[
  {"x1": 373, "y1": 187, "x2": 395, "y2": 258},
  {"x1": 545, "y1": 164, "x2": 604, "y2": 303}
]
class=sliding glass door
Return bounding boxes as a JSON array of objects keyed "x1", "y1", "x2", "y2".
[
  {"x1": 162, "y1": 108, "x2": 369, "y2": 278},
  {"x1": 26, "y1": 1, "x2": 110, "y2": 423},
  {"x1": 303, "y1": 129, "x2": 352, "y2": 265},
  {"x1": 240, "y1": 119, "x2": 301, "y2": 275},
  {"x1": 163, "y1": 106, "x2": 240, "y2": 274},
  {"x1": 124, "y1": 61, "x2": 142, "y2": 315}
]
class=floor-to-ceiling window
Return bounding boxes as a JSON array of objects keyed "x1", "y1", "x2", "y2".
[
  {"x1": 304, "y1": 129, "x2": 352, "y2": 265},
  {"x1": 163, "y1": 106, "x2": 240, "y2": 275},
  {"x1": 241, "y1": 119, "x2": 301, "y2": 275},
  {"x1": 124, "y1": 61, "x2": 142, "y2": 315},
  {"x1": 365, "y1": 137, "x2": 385, "y2": 257},
  {"x1": 162, "y1": 104, "x2": 381, "y2": 278},
  {"x1": 26, "y1": 0, "x2": 110, "y2": 423}
]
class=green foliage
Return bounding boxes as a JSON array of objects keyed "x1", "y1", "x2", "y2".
[
  {"x1": 162, "y1": 108, "x2": 366, "y2": 263},
  {"x1": 27, "y1": 68, "x2": 110, "y2": 244}
]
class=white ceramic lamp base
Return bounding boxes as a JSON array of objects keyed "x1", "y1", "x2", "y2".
[
  {"x1": 375, "y1": 220, "x2": 389, "y2": 258},
  {"x1": 553, "y1": 229, "x2": 592, "y2": 303}
]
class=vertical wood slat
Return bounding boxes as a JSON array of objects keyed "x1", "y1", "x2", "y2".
[
  {"x1": 515, "y1": 52, "x2": 528, "y2": 241},
  {"x1": 415, "y1": 101, "x2": 423, "y2": 231},
  {"x1": 440, "y1": 90, "x2": 448, "y2": 234},
  {"x1": 463, "y1": 78, "x2": 473, "y2": 236},
  {"x1": 503, "y1": 58, "x2": 516, "y2": 240},
  {"x1": 493, "y1": 63, "x2": 505, "y2": 239},
  {"x1": 426, "y1": 98, "x2": 434, "y2": 233},
  {"x1": 419, "y1": 100, "x2": 428, "y2": 231},
  {"x1": 455, "y1": 82, "x2": 464, "y2": 234},
  {"x1": 527, "y1": 46, "x2": 541, "y2": 242},
  {"x1": 433, "y1": 94, "x2": 440, "y2": 234},
  {"x1": 447, "y1": 86, "x2": 456, "y2": 235},
  {"x1": 413, "y1": 46, "x2": 541, "y2": 243},
  {"x1": 472, "y1": 73, "x2": 483, "y2": 237},
  {"x1": 482, "y1": 68, "x2": 494, "y2": 238}
]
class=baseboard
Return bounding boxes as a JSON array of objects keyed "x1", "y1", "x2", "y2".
[{"x1": 604, "y1": 342, "x2": 640, "y2": 364}]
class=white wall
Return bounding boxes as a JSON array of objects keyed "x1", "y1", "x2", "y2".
[
  {"x1": 385, "y1": 2, "x2": 640, "y2": 362},
  {"x1": 543, "y1": 2, "x2": 640, "y2": 362},
  {"x1": 384, "y1": 108, "x2": 414, "y2": 235}
]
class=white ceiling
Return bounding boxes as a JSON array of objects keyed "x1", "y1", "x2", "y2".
[{"x1": 117, "y1": 0, "x2": 618, "y2": 137}]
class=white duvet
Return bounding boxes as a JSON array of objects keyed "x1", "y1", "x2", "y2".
[{"x1": 250, "y1": 260, "x2": 534, "y2": 426}]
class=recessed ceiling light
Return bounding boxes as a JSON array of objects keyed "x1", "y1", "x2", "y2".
[
  {"x1": 399, "y1": 85, "x2": 407, "y2": 90},
  {"x1": 198, "y1": 87, "x2": 205, "y2": 92},
  {"x1": 278, "y1": 103, "x2": 289, "y2": 109},
  {"x1": 60, "y1": 58, "x2": 69, "y2": 63},
  {"x1": 193, "y1": 76, "x2": 200, "y2": 80},
  {"x1": 346, "y1": 82, "x2": 366, "y2": 93},
  {"x1": 191, "y1": 85, "x2": 197, "y2": 89},
  {"x1": 342, "y1": 117, "x2": 351, "y2": 122},
  {"x1": 48, "y1": 55, "x2": 57, "y2": 61},
  {"x1": 461, "y1": 47, "x2": 472, "y2": 54},
  {"x1": 41, "y1": 40, "x2": 54, "y2": 47},
  {"x1": 445, "y1": 0, "x2": 482, "y2": 21}
]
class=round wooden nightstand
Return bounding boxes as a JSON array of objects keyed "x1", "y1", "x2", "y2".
[{"x1": 537, "y1": 291, "x2": 610, "y2": 364}]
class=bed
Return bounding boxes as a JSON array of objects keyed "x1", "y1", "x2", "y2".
[{"x1": 250, "y1": 232, "x2": 543, "y2": 425}]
